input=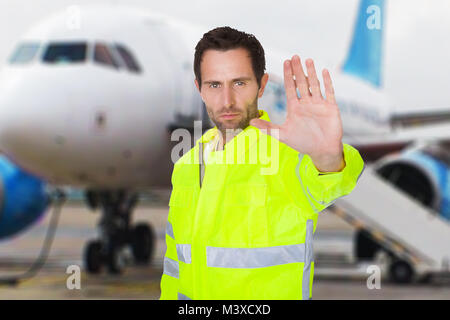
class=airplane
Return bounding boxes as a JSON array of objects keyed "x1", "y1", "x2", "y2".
[{"x1": 0, "y1": 0, "x2": 448, "y2": 277}]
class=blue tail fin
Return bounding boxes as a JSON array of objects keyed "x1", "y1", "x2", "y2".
[{"x1": 342, "y1": 0, "x2": 385, "y2": 87}]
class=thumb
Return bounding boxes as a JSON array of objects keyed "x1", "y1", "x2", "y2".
[{"x1": 249, "y1": 119, "x2": 281, "y2": 139}]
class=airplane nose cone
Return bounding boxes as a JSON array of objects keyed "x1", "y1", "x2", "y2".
[
  {"x1": 0, "y1": 93, "x2": 43, "y2": 161},
  {"x1": 0, "y1": 73, "x2": 64, "y2": 164}
]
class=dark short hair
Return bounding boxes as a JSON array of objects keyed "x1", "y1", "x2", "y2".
[{"x1": 194, "y1": 26, "x2": 266, "y2": 89}]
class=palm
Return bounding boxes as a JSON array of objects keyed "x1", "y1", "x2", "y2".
[{"x1": 251, "y1": 56, "x2": 343, "y2": 159}]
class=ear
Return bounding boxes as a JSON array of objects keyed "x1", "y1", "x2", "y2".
[
  {"x1": 194, "y1": 78, "x2": 201, "y2": 92},
  {"x1": 258, "y1": 73, "x2": 269, "y2": 98},
  {"x1": 194, "y1": 78, "x2": 206, "y2": 103}
]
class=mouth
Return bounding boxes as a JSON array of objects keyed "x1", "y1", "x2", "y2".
[{"x1": 220, "y1": 113, "x2": 239, "y2": 119}]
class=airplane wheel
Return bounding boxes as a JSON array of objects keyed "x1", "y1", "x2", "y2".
[
  {"x1": 84, "y1": 240, "x2": 103, "y2": 274},
  {"x1": 106, "y1": 245, "x2": 125, "y2": 275},
  {"x1": 132, "y1": 223, "x2": 154, "y2": 264},
  {"x1": 389, "y1": 259, "x2": 414, "y2": 284}
]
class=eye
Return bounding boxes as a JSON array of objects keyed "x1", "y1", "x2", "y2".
[
  {"x1": 235, "y1": 81, "x2": 245, "y2": 86},
  {"x1": 209, "y1": 83, "x2": 220, "y2": 88}
]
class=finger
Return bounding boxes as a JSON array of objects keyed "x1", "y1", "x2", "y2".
[
  {"x1": 305, "y1": 59, "x2": 322, "y2": 98},
  {"x1": 283, "y1": 60, "x2": 297, "y2": 103},
  {"x1": 322, "y1": 68, "x2": 336, "y2": 104},
  {"x1": 291, "y1": 55, "x2": 310, "y2": 98},
  {"x1": 249, "y1": 118, "x2": 282, "y2": 138}
]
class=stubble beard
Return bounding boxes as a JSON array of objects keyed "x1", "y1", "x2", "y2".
[{"x1": 206, "y1": 94, "x2": 260, "y2": 140}]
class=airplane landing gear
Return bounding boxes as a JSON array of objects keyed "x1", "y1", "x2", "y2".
[
  {"x1": 85, "y1": 239, "x2": 103, "y2": 273},
  {"x1": 83, "y1": 190, "x2": 155, "y2": 274},
  {"x1": 131, "y1": 223, "x2": 154, "y2": 264}
]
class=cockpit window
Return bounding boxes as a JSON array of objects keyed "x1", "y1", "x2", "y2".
[
  {"x1": 94, "y1": 43, "x2": 119, "y2": 69},
  {"x1": 42, "y1": 42, "x2": 87, "y2": 64},
  {"x1": 9, "y1": 43, "x2": 40, "y2": 64},
  {"x1": 115, "y1": 44, "x2": 142, "y2": 73}
]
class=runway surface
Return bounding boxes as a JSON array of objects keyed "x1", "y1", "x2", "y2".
[{"x1": 0, "y1": 192, "x2": 449, "y2": 300}]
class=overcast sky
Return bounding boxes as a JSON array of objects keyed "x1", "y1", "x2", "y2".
[{"x1": 0, "y1": 0, "x2": 449, "y2": 112}]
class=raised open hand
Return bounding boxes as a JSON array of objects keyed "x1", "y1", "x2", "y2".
[{"x1": 250, "y1": 55, "x2": 345, "y2": 172}]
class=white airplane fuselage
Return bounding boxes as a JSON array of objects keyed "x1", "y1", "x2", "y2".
[
  {"x1": 0, "y1": 6, "x2": 206, "y2": 189},
  {"x1": 0, "y1": 5, "x2": 391, "y2": 190}
]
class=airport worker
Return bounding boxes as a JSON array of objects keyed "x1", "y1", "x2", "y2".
[{"x1": 160, "y1": 26, "x2": 364, "y2": 300}]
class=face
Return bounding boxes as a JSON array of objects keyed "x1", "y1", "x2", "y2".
[{"x1": 195, "y1": 48, "x2": 268, "y2": 134}]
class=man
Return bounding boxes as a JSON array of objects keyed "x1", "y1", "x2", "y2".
[{"x1": 160, "y1": 26, "x2": 364, "y2": 300}]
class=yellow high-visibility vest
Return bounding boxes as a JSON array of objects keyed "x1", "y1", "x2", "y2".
[{"x1": 160, "y1": 110, "x2": 364, "y2": 300}]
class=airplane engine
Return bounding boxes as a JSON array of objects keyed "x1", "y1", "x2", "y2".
[
  {"x1": 0, "y1": 156, "x2": 49, "y2": 239},
  {"x1": 374, "y1": 142, "x2": 450, "y2": 220}
]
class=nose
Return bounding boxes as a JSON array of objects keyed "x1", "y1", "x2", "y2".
[
  {"x1": 222, "y1": 84, "x2": 235, "y2": 109},
  {"x1": 0, "y1": 70, "x2": 67, "y2": 164}
]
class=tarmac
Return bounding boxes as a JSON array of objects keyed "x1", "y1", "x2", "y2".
[{"x1": 0, "y1": 191, "x2": 449, "y2": 300}]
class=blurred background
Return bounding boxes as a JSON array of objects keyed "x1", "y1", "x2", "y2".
[
  {"x1": 2, "y1": 0, "x2": 450, "y2": 111},
  {"x1": 0, "y1": 0, "x2": 449, "y2": 299}
]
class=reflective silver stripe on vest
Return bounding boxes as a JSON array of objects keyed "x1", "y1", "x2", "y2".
[
  {"x1": 178, "y1": 292, "x2": 192, "y2": 300},
  {"x1": 296, "y1": 154, "x2": 319, "y2": 213},
  {"x1": 199, "y1": 142, "x2": 205, "y2": 188},
  {"x1": 177, "y1": 244, "x2": 192, "y2": 264},
  {"x1": 306, "y1": 186, "x2": 328, "y2": 205},
  {"x1": 166, "y1": 221, "x2": 175, "y2": 239},
  {"x1": 306, "y1": 186, "x2": 336, "y2": 209},
  {"x1": 206, "y1": 243, "x2": 306, "y2": 268},
  {"x1": 302, "y1": 219, "x2": 314, "y2": 300},
  {"x1": 163, "y1": 257, "x2": 179, "y2": 279}
]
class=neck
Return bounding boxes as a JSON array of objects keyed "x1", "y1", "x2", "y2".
[{"x1": 216, "y1": 129, "x2": 240, "y2": 151}]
